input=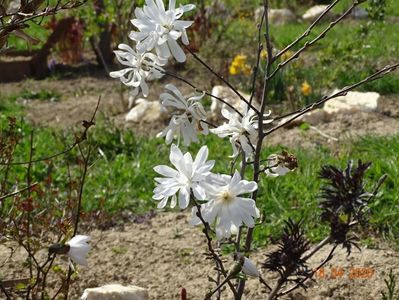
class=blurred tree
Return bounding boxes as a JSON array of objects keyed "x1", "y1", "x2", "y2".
[
  {"x1": 90, "y1": 0, "x2": 113, "y2": 69},
  {"x1": 0, "y1": 0, "x2": 86, "y2": 51}
]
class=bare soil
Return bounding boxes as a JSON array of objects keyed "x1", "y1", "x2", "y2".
[
  {"x1": 2, "y1": 74, "x2": 399, "y2": 150},
  {"x1": 1, "y1": 212, "x2": 399, "y2": 299}
]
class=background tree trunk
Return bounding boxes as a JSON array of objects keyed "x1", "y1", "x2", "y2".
[{"x1": 92, "y1": 0, "x2": 114, "y2": 69}]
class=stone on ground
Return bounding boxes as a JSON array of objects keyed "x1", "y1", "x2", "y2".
[
  {"x1": 81, "y1": 284, "x2": 149, "y2": 300},
  {"x1": 255, "y1": 7, "x2": 296, "y2": 24},
  {"x1": 302, "y1": 5, "x2": 335, "y2": 22},
  {"x1": 125, "y1": 98, "x2": 167, "y2": 123},
  {"x1": 323, "y1": 91, "x2": 380, "y2": 114}
]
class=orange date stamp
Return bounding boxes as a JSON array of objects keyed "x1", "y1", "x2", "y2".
[{"x1": 314, "y1": 266, "x2": 374, "y2": 280}]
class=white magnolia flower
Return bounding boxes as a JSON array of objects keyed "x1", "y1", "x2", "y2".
[
  {"x1": 66, "y1": 235, "x2": 91, "y2": 267},
  {"x1": 241, "y1": 257, "x2": 260, "y2": 277},
  {"x1": 153, "y1": 144, "x2": 214, "y2": 209},
  {"x1": 210, "y1": 107, "x2": 258, "y2": 157},
  {"x1": 161, "y1": 84, "x2": 207, "y2": 119},
  {"x1": 158, "y1": 84, "x2": 208, "y2": 145},
  {"x1": 190, "y1": 171, "x2": 259, "y2": 239},
  {"x1": 157, "y1": 114, "x2": 198, "y2": 146},
  {"x1": 265, "y1": 152, "x2": 296, "y2": 177},
  {"x1": 129, "y1": 0, "x2": 195, "y2": 62},
  {"x1": 109, "y1": 43, "x2": 166, "y2": 97}
]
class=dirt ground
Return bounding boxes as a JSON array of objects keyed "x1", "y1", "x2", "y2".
[
  {"x1": 1, "y1": 212, "x2": 399, "y2": 299},
  {"x1": 2, "y1": 73, "x2": 399, "y2": 150},
  {"x1": 1, "y1": 74, "x2": 399, "y2": 299}
]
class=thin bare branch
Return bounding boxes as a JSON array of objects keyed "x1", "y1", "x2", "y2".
[
  {"x1": 159, "y1": 68, "x2": 244, "y2": 117},
  {"x1": 265, "y1": 63, "x2": 399, "y2": 136},
  {"x1": 275, "y1": 244, "x2": 338, "y2": 299},
  {"x1": 182, "y1": 43, "x2": 260, "y2": 114},
  {"x1": 192, "y1": 198, "x2": 237, "y2": 298},
  {"x1": 0, "y1": 96, "x2": 100, "y2": 166},
  {"x1": 269, "y1": 0, "x2": 362, "y2": 80},
  {"x1": 249, "y1": 9, "x2": 265, "y2": 106},
  {"x1": 0, "y1": 183, "x2": 38, "y2": 202},
  {"x1": 273, "y1": 0, "x2": 341, "y2": 61}
]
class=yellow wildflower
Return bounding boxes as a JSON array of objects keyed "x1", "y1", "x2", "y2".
[
  {"x1": 229, "y1": 54, "x2": 250, "y2": 76},
  {"x1": 260, "y1": 49, "x2": 268, "y2": 60},
  {"x1": 234, "y1": 54, "x2": 247, "y2": 65},
  {"x1": 301, "y1": 81, "x2": 312, "y2": 96},
  {"x1": 229, "y1": 65, "x2": 239, "y2": 75}
]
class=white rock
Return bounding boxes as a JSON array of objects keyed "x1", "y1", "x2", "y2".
[
  {"x1": 125, "y1": 98, "x2": 167, "y2": 123},
  {"x1": 255, "y1": 7, "x2": 296, "y2": 25},
  {"x1": 81, "y1": 284, "x2": 149, "y2": 300},
  {"x1": 302, "y1": 5, "x2": 335, "y2": 22},
  {"x1": 210, "y1": 85, "x2": 256, "y2": 117},
  {"x1": 128, "y1": 94, "x2": 136, "y2": 109},
  {"x1": 323, "y1": 90, "x2": 380, "y2": 114}
]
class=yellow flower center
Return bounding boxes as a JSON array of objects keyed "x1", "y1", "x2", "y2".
[
  {"x1": 219, "y1": 190, "x2": 234, "y2": 204},
  {"x1": 162, "y1": 24, "x2": 174, "y2": 33}
]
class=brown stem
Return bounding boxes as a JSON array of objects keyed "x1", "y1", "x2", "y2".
[
  {"x1": 0, "y1": 1, "x2": 87, "y2": 39},
  {"x1": 275, "y1": 245, "x2": 338, "y2": 299},
  {"x1": 235, "y1": 1, "x2": 273, "y2": 298},
  {"x1": 192, "y1": 198, "x2": 237, "y2": 298},
  {"x1": 273, "y1": 0, "x2": 341, "y2": 61},
  {"x1": 268, "y1": 221, "x2": 359, "y2": 299},
  {"x1": 268, "y1": 0, "x2": 362, "y2": 80},
  {"x1": 64, "y1": 145, "x2": 92, "y2": 299},
  {"x1": 158, "y1": 68, "x2": 244, "y2": 117},
  {"x1": 249, "y1": 9, "x2": 266, "y2": 106},
  {"x1": 265, "y1": 63, "x2": 399, "y2": 136},
  {"x1": 182, "y1": 43, "x2": 259, "y2": 114},
  {"x1": 40, "y1": 255, "x2": 56, "y2": 299},
  {"x1": 25, "y1": 131, "x2": 34, "y2": 298}
]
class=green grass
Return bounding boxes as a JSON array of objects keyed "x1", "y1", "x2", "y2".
[
  {"x1": 268, "y1": 18, "x2": 399, "y2": 95},
  {"x1": 1, "y1": 93, "x2": 399, "y2": 248},
  {"x1": 216, "y1": 0, "x2": 399, "y2": 100},
  {"x1": 252, "y1": 136, "x2": 399, "y2": 246}
]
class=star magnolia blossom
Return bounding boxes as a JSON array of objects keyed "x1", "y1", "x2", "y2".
[
  {"x1": 190, "y1": 171, "x2": 259, "y2": 239},
  {"x1": 109, "y1": 43, "x2": 166, "y2": 97},
  {"x1": 265, "y1": 154, "x2": 291, "y2": 177},
  {"x1": 129, "y1": 0, "x2": 195, "y2": 62},
  {"x1": 66, "y1": 235, "x2": 91, "y2": 267},
  {"x1": 153, "y1": 144, "x2": 214, "y2": 209},
  {"x1": 158, "y1": 84, "x2": 208, "y2": 145},
  {"x1": 210, "y1": 107, "x2": 258, "y2": 157}
]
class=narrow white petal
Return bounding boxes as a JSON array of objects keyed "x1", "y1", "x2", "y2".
[
  {"x1": 242, "y1": 257, "x2": 260, "y2": 277},
  {"x1": 154, "y1": 165, "x2": 179, "y2": 177},
  {"x1": 167, "y1": 38, "x2": 186, "y2": 62},
  {"x1": 157, "y1": 196, "x2": 169, "y2": 208},
  {"x1": 178, "y1": 187, "x2": 190, "y2": 209}
]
